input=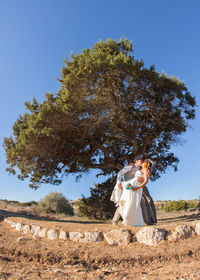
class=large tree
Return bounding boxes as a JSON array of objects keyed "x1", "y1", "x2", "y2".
[{"x1": 4, "y1": 39, "x2": 196, "y2": 218}]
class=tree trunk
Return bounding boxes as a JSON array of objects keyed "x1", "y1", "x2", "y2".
[{"x1": 140, "y1": 186, "x2": 157, "y2": 225}]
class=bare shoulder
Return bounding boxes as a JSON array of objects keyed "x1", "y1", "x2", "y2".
[{"x1": 142, "y1": 168, "x2": 150, "y2": 177}]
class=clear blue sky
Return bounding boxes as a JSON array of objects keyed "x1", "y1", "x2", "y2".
[{"x1": 0, "y1": 0, "x2": 199, "y2": 202}]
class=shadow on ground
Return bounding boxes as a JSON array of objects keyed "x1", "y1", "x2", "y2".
[
  {"x1": 157, "y1": 212, "x2": 200, "y2": 224},
  {"x1": 0, "y1": 208, "x2": 200, "y2": 226},
  {"x1": 0, "y1": 209, "x2": 106, "y2": 224}
]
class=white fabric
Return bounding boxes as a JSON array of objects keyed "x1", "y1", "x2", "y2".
[
  {"x1": 117, "y1": 164, "x2": 139, "y2": 183},
  {"x1": 119, "y1": 170, "x2": 144, "y2": 227},
  {"x1": 110, "y1": 183, "x2": 123, "y2": 206},
  {"x1": 110, "y1": 164, "x2": 139, "y2": 205}
]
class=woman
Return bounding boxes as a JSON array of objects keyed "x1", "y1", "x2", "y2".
[{"x1": 119, "y1": 160, "x2": 152, "y2": 227}]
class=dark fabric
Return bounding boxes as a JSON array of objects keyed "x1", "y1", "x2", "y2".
[
  {"x1": 140, "y1": 186, "x2": 157, "y2": 225},
  {"x1": 134, "y1": 154, "x2": 145, "y2": 161}
]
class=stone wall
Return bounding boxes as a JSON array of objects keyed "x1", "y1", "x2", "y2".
[{"x1": 4, "y1": 218, "x2": 200, "y2": 246}]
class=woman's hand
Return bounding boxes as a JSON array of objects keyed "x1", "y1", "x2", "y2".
[
  {"x1": 137, "y1": 169, "x2": 149, "y2": 189},
  {"x1": 132, "y1": 187, "x2": 140, "y2": 191}
]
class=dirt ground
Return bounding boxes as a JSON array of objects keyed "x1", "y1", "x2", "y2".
[{"x1": 0, "y1": 208, "x2": 200, "y2": 279}]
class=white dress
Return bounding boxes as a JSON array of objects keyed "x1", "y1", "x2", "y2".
[
  {"x1": 110, "y1": 164, "x2": 139, "y2": 206},
  {"x1": 119, "y1": 170, "x2": 144, "y2": 227}
]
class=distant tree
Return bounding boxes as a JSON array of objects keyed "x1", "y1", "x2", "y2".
[
  {"x1": 4, "y1": 39, "x2": 196, "y2": 220},
  {"x1": 38, "y1": 192, "x2": 74, "y2": 215}
]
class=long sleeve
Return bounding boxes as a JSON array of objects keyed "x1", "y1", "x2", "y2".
[
  {"x1": 110, "y1": 164, "x2": 137, "y2": 205},
  {"x1": 125, "y1": 170, "x2": 142, "y2": 189},
  {"x1": 116, "y1": 165, "x2": 134, "y2": 184}
]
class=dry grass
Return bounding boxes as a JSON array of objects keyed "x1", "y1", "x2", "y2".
[
  {"x1": 0, "y1": 200, "x2": 45, "y2": 217},
  {"x1": 0, "y1": 200, "x2": 200, "y2": 279}
]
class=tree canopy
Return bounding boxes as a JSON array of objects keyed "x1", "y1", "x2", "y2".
[{"x1": 4, "y1": 39, "x2": 196, "y2": 189}]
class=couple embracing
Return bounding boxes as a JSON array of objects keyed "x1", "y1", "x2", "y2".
[{"x1": 111, "y1": 155, "x2": 153, "y2": 227}]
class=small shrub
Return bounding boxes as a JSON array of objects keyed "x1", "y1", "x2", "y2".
[
  {"x1": 75, "y1": 179, "x2": 116, "y2": 220},
  {"x1": 28, "y1": 205, "x2": 45, "y2": 216},
  {"x1": 38, "y1": 192, "x2": 74, "y2": 215},
  {"x1": 20, "y1": 201, "x2": 38, "y2": 207},
  {"x1": 187, "y1": 200, "x2": 199, "y2": 210},
  {"x1": 161, "y1": 200, "x2": 197, "y2": 212},
  {"x1": 75, "y1": 197, "x2": 94, "y2": 218},
  {"x1": 8, "y1": 200, "x2": 19, "y2": 204}
]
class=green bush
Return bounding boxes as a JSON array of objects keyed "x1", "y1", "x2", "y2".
[
  {"x1": 38, "y1": 192, "x2": 74, "y2": 215},
  {"x1": 20, "y1": 201, "x2": 38, "y2": 207},
  {"x1": 161, "y1": 200, "x2": 198, "y2": 212},
  {"x1": 8, "y1": 200, "x2": 19, "y2": 204},
  {"x1": 75, "y1": 197, "x2": 95, "y2": 219},
  {"x1": 187, "y1": 200, "x2": 199, "y2": 209},
  {"x1": 75, "y1": 178, "x2": 116, "y2": 220}
]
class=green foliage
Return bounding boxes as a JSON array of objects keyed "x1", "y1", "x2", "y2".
[
  {"x1": 75, "y1": 178, "x2": 116, "y2": 220},
  {"x1": 4, "y1": 38, "x2": 196, "y2": 189},
  {"x1": 20, "y1": 201, "x2": 38, "y2": 207},
  {"x1": 0, "y1": 199, "x2": 38, "y2": 206},
  {"x1": 161, "y1": 200, "x2": 199, "y2": 212},
  {"x1": 187, "y1": 200, "x2": 199, "y2": 209},
  {"x1": 38, "y1": 192, "x2": 74, "y2": 215},
  {"x1": 4, "y1": 200, "x2": 19, "y2": 204}
]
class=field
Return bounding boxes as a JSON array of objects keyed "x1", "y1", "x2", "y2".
[{"x1": 0, "y1": 201, "x2": 200, "y2": 280}]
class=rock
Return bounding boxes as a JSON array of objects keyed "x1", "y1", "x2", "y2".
[
  {"x1": 103, "y1": 229, "x2": 131, "y2": 246},
  {"x1": 195, "y1": 222, "x2": 200, "y2": 235},
  {"x1": 38, "y1": 228, "x2": 47, "y2": 238},
  {"x1": 47, "y1": 229, "x2": 58, "y2": 240},
  {"x1": 194, "y1": 209, "x2": 200, "y2": 215},
  {"x1": 168, "y1": 225, "x2": 196, "y2": 241},
  {"x1": 59, "y1": 230, "x2": 68, "y2": 239},
  {"x1": 53, "y1": 269, "x2": 62, "y2": 273},
  {"x1": 10, "y1": 221, "x2": 16, "y2": 228},
  {"x1": 17, "y1": 237, "x2": 27, "y2": 242},
  {"x1": 4, "y1": 218, "x2": 10, "y2": 224},
  {"x1": 81, "y1": 231, "x2": 104, "y2": 243},
  {"x1": 136, "y1": 227, "x2": 165, "y2": 246},
  {"x1": 15, "y1": 223, "x2": 22, "y2": 231},
  {"x1": 5, "y1": 219, "x2": 16, "y2": 227},
  {"x1": 31, "y1": 225, "x2": 41, "y2": 237},
  {"x1": 23, "y1": 225, "x2": 30, "y2": 234},
  {"x1": 130, "y1": 234, "x2": 136, "y2": 242},
  {"x1": 69, "y1": 232, "x2": 84, "y2": 241}
]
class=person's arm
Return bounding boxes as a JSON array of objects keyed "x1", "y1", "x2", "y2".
[
  {"x1": 116, "y1": 164, "x2": 134, "y2": 184},
  {"x1": 134, "y1": 169, "x2": 149, "y2": 191},
  {"x1": 137, "y1": 176, "x2": 144, "y2": 183}
]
